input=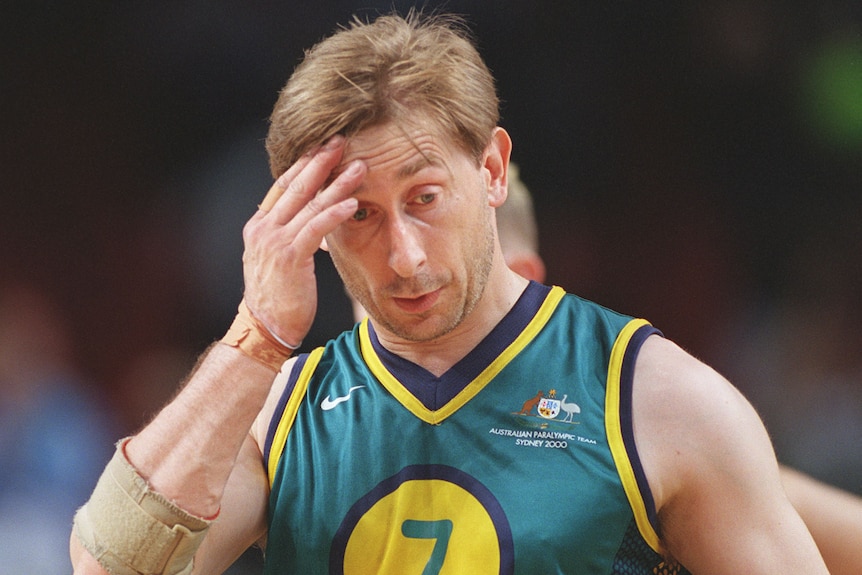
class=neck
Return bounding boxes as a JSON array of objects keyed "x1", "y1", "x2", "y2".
[{"x1": 373, "y1": 266, "x2": 529, "y2": 377}]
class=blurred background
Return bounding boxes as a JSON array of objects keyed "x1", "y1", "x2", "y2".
[{"x1": 2, "y1": 1, "x2": 860, "y2": 572}]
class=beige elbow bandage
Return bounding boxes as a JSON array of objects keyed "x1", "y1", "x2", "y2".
[{"x1": 73, "y1": 439, "x2": 213, "y2": 575}]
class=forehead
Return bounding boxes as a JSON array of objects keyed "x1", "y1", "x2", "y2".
[{"x1": 337, "y1": 121, "x2": 465, "y2": 180}]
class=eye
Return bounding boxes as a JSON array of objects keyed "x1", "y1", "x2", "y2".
[
  {"x1": 415, "y1": 192, "x2": 436, "y2": 205},
  {"x1": 352, "y1": 208, "x2": 369, "y2": 221}
]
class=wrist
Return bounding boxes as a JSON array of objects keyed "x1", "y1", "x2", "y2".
[{"x1": 220, "y1": 299, "x2": 300, "y2": 371}]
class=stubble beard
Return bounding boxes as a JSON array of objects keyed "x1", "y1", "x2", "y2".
[{"x1": 333, "y1": 219, "x2": 496, "y2": 343}]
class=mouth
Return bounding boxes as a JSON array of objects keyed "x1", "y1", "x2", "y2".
[{"x1": 392, "y1": 288, "x2": 441, "y2": 314}]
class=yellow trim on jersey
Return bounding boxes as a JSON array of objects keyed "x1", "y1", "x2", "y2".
[
  {"x1": 359, "y1": 285, "x2": 567, "y2": 425},
  {"x1": 605, "y1": 318, "x2": 663, "y2": 554},
  {"x1": 267, "y1": 347, "x2": 326, "y2": 487}
]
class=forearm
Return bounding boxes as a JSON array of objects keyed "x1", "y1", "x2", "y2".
[
  {"x1": 781, "y1": 466, "x2": 862, "y2": 575},
  {"x1": 71, "y1": 354, "x2": 275, "y2": 575},
  {"x1": 125, "y1": 342, "x2": 279, "y2": 518}
]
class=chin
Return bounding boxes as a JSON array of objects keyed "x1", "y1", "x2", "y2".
[{"x1": 378, "y1": 308, "x2": 465, "y2": 343}]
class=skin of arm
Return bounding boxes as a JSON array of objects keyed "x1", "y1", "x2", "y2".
[
  {"x1": 781, "y1": 466, "x2": 862, "y2": 575},
  {"x1": 190, "y1": 362, "x2": 296, "y2": 575},
  {"x1": 70, "y1": 136, "x2": 365, "y2": 574},
  {"x1": 71, "y1": 346, "x2": 276, "y2": 575},
  {"x1": 70, "y1": 361, "x2": 295, "y2": 575},
  {"x1": 189, "y1": 432, "x2": 271, "y2": 574},
  {"x1": 70, "y1": 381, "x2": 278, "y2": 575},
  {"x1": 633, "y1": 335, "x2": 830, "y2": 574}
]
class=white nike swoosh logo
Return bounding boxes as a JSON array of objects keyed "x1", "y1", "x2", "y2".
[{"x1": 321, "y1": 385, "x2": 366, "y2": 411}]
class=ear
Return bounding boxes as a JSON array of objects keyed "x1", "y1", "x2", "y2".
[
  {"x1": 506, "y1": 252, "x2": 547, "y2": 283},
  {"x1": 483, "y1": 127, "x2": 512, "y2": 208}
]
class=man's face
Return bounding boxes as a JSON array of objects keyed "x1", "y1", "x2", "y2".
[{"x1": 324, "y1": 121, "x2": 496, "y2": 343}]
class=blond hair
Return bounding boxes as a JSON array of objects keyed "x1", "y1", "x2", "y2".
[{"x1": 265, "y1": 10, "x2": 499, "y2": 178}]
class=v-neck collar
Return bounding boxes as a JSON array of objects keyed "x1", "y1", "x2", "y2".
[{"x1": 358, "y1": 282, "x2": 565, "y2": 424}]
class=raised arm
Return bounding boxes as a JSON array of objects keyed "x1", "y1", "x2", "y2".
[
  {"x1": 71, "y1": 135, "x2": 365, "y2": 575},
  {"x1": 633, "y1": 335, "x2": 830, "y2": 574}
]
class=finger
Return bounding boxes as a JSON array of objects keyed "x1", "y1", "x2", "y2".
[
  {"x1": 288, "y1": 160, "x2": 367, "y2": 253},
  {"x1": 258, "y1": 152, "x2": 315, "y2": 212},
  {"x1": 291, "y1": 197, "x2": 359, "y2": 255},
  {"x1": 263, "y1": 135, "x2": 346, "y2": 222}
]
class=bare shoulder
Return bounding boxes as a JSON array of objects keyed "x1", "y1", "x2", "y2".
[
  {"x1": 631, "y1": 336, "x2": 758, "y2": 509},
  {"x1": 633, "y1": 336, "x2": 763, "y2": 482},
  {"x1": 631, "y1": 335, "x2": 828, "y2": 573}
]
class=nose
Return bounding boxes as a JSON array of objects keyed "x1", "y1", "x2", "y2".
[{"x1": 386, "y1": 215, "x2": 427, "y2": 278}]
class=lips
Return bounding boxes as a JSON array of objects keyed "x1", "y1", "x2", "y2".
[{"x1": 392, "y1": 288, "x2": 441, "y2": 314}]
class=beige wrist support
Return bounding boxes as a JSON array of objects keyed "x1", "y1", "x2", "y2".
[
  {"x1": 221, "y1": 299, "x2": 297, "y2": 371},
  {"x1": 73, "y1": 439, "x2": 213, "y2": 575}
]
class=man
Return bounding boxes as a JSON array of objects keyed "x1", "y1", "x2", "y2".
[{"x1": 71, "y1": 12, "x2": 830, "y2": 574}]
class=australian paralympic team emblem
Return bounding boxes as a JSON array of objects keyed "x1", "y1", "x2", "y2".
[
  {"x1": 516, "y1": 389, "x2": 580, "y2": 424},
  {"x1": 493, "y1": 388, "x2": 596, "y2": 448},
  {"x1": 537, "y1": 396, "x2": 560, "y2": 419}
]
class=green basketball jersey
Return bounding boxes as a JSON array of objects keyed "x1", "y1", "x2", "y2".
[{"x1": 262, "y1": 282, "x2": 689, "y2": 574}]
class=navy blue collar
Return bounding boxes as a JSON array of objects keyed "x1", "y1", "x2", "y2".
[{"x1": 366, "y1": 281, "x2": 552, "y2": 411}]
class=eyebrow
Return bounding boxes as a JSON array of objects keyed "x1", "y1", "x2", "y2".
[
  {"x1": 349, "y1": 154, "x2": 445, "y2": 195},
  {"x1": 397, "y1": 153, "x2": 443, "y2": 179}
]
